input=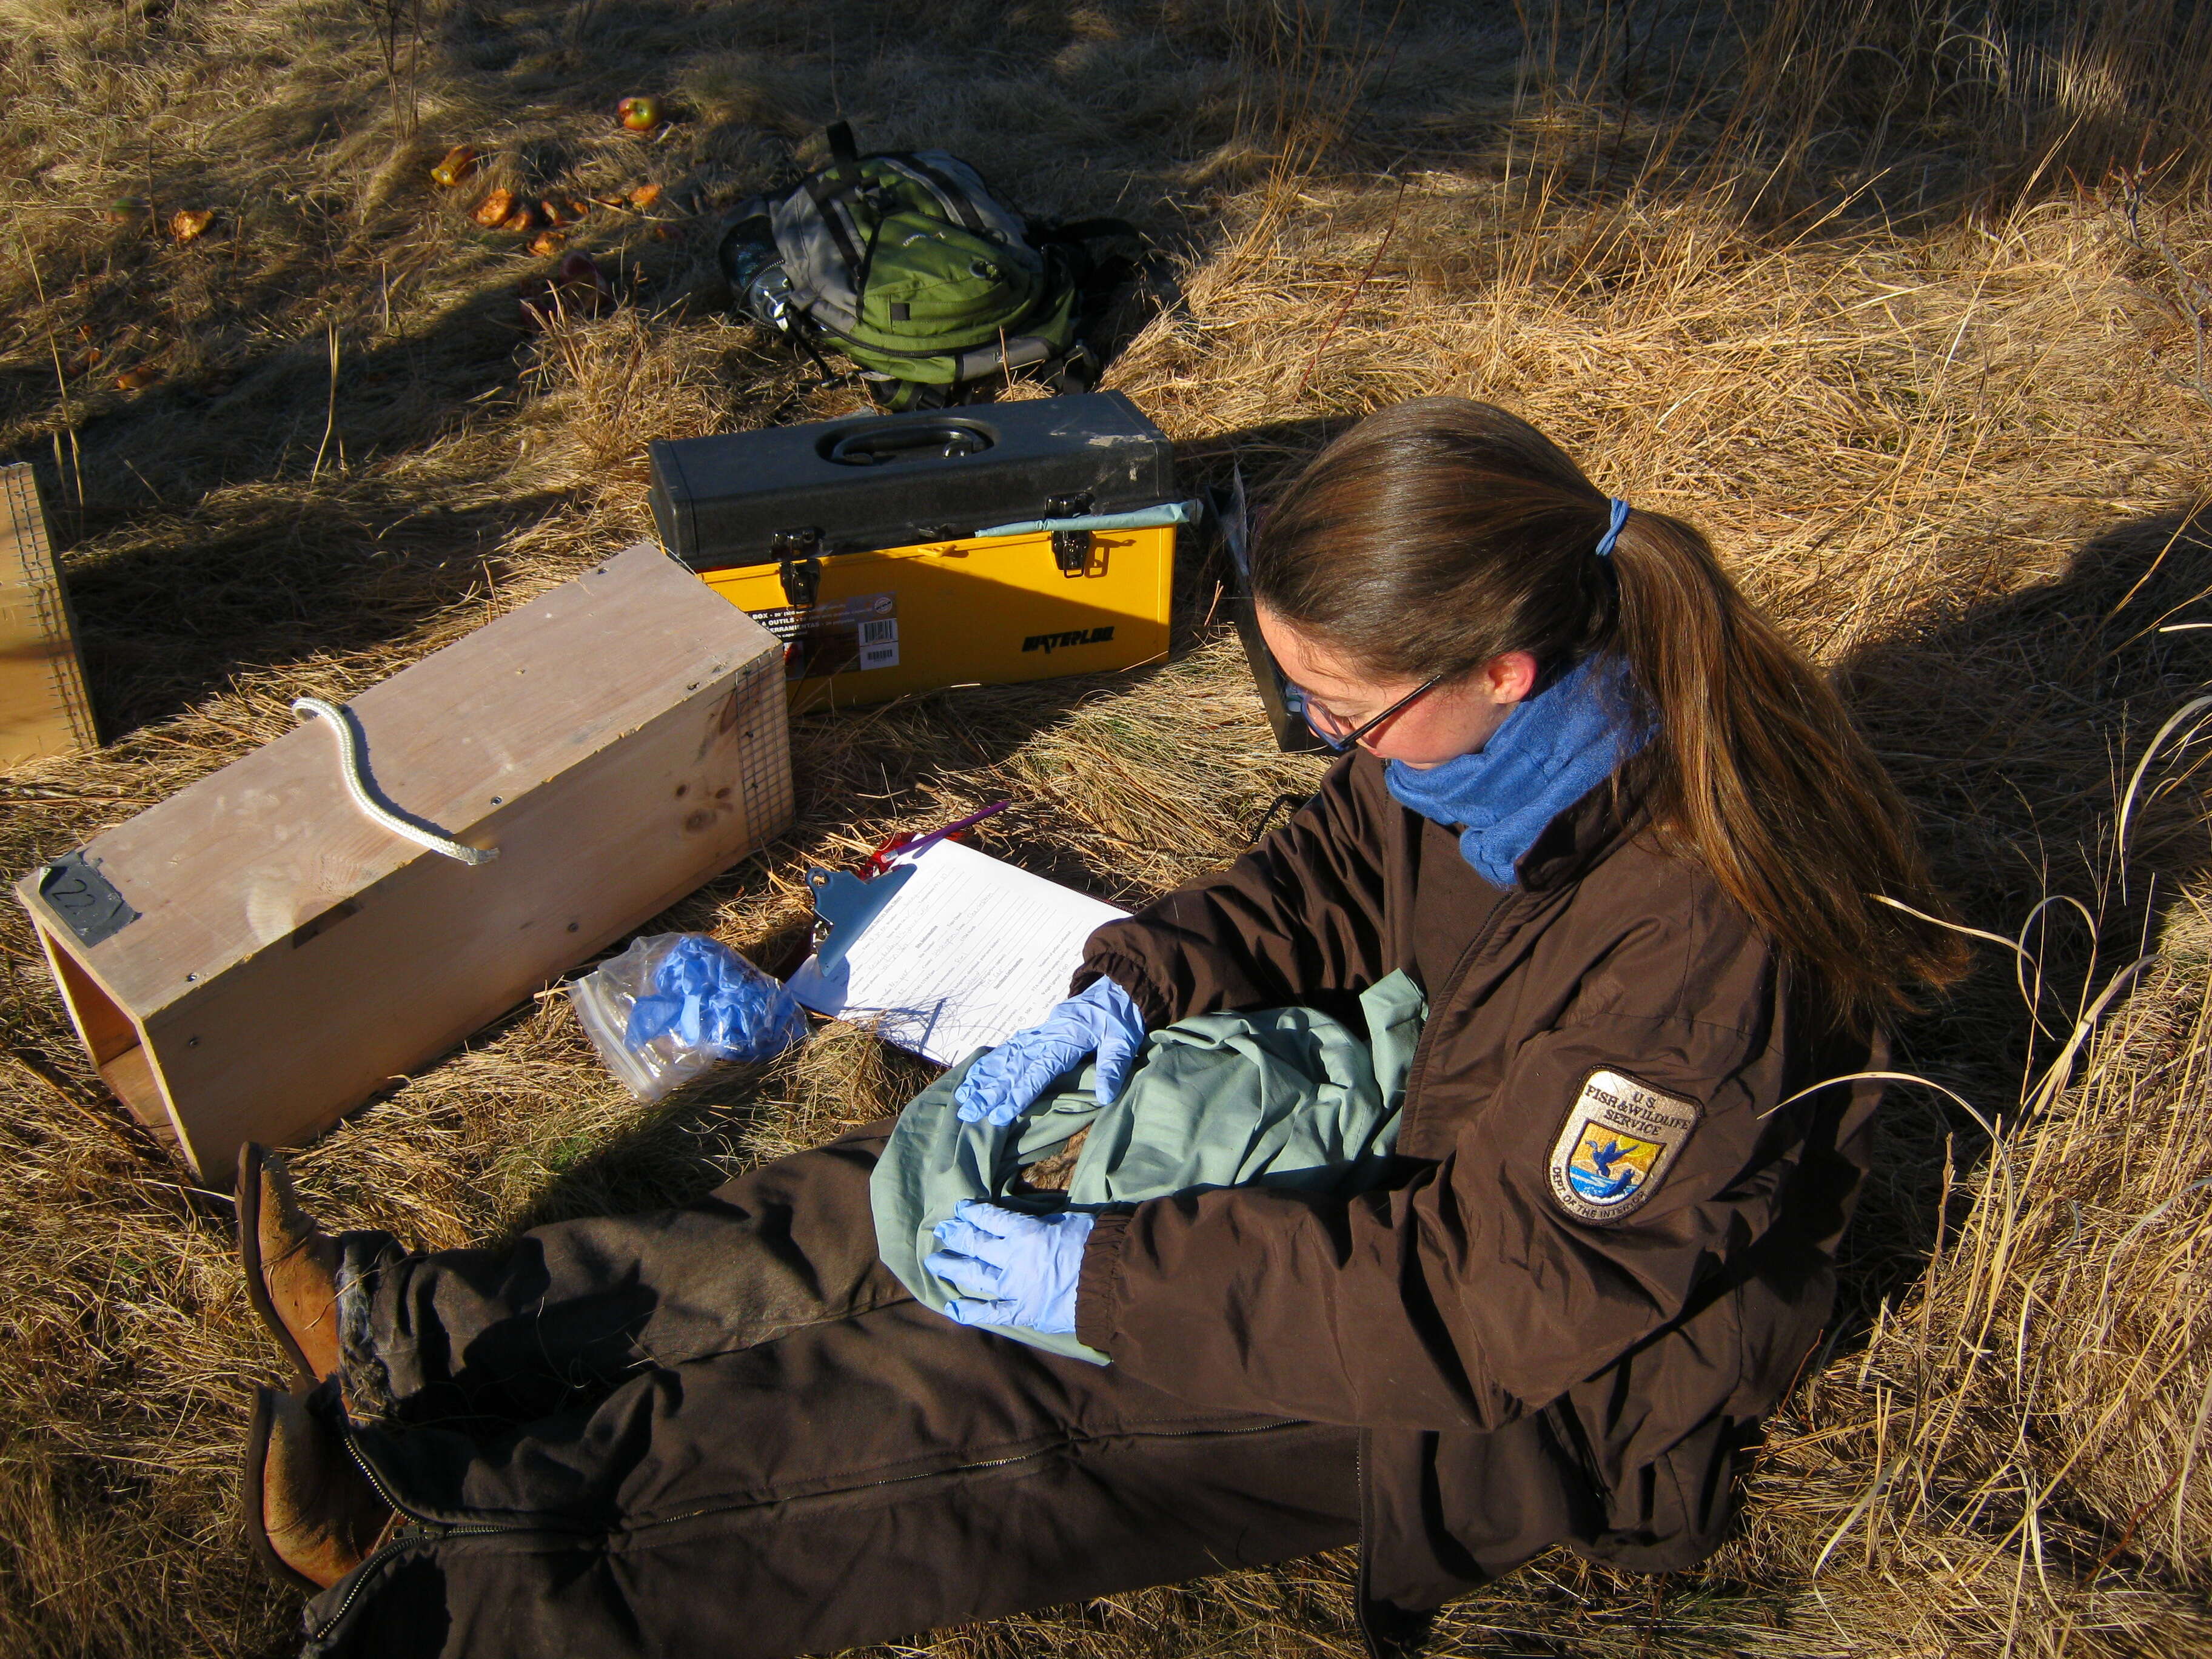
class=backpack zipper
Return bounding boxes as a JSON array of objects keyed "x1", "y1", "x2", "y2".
[{"x1": 880, "y1": 157, "x2": 976, "y2": 231}]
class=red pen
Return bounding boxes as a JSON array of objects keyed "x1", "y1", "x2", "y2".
[{"x1": 862, "y1": 800, "x2": 1012, "y2": 877}]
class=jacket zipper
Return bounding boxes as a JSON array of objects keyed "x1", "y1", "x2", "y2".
[
  {"x1": 632, "y1": 1414, "x2": 1302, "y2": 1533},
  {"x1": 308, "y1": 1415, "x2": 1301, "y2": 1643},
  {"x1": 307, "y1": 1432, "x2": 537, "y2": 1643}
]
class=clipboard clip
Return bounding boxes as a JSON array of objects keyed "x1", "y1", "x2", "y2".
[
  {"x1": 805, "y1": 862, "x2": 917, "y2": 974},
  {"x1": 806, "y1": 800, "x2": 1013, "y2": 972}
]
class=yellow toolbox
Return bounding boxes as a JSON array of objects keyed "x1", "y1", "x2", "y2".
[{"x1": 647, "y1": 394, "x2": 1184, "y2": 714}]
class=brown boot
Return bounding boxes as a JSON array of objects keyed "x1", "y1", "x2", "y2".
[
  {"x1": 243, "y1": 1386, "x2": 398, "y2": 1591},
  {"x1": 237, "y1": 1143, "x2": 344, "y2": 1384}
]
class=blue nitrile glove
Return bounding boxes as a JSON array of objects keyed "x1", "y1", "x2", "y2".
[
  {"x1": 625, "y1": 936, "x2": 807, "y2": 1063},
  {"x1": 953, "y1": 977, "x2": 1146, "y2": 1127},
  {"x1": 925, "y1": 1201, "x2": 1095, "y2": 1334}
]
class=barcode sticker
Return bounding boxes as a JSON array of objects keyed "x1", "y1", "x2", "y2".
[{"x1": 745, "y1": 592, "x2": 897, "y2": 681}]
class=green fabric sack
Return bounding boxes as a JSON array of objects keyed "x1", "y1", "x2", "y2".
[{"x1": 871, "y1": 970, "x2": 1427, "y2": 1364}]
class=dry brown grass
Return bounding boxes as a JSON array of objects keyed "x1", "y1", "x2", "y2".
[{"x1": 7, "y1": 1, "x2": 2212, "y2": 1655}]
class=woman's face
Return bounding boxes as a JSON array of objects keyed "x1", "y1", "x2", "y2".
[{"x1": 1256, "y1": 605, "x2": 1535, "y2": 769}]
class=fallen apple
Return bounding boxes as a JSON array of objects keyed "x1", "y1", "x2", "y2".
[
  {"x1": 115, "y1": 366, "x2": 158, "y2": 391},
  {"x1": 503, "y1": 202, "x2": 538, "y2": 234},
  {"x1": 529, "y1": 229, "x2": 565, "y2": 257},
  {"x1": 107, "y1": 196, "x2": 149, "y2": 226},
  {"x1": 617, "y1": 95, "x2": 661, "y2": 132},
  {"x1": 628, "y1": 181, "x2": 663, "y2": 210},
  {"x1": 518, "y1": 249, "x2": 617, "y2": 329},
  {"x1": 540, "y1": 198, "x2": 573, "y2": 228},
  {"x1": 170, "y1": 207, "x2": 213, "y2": 242},
  {"x1": 430, "y1": 145, "x2": 478, "y2": 188},
  {"x1": 473, "y1": 187, "x2": 515, "y2": 227}
]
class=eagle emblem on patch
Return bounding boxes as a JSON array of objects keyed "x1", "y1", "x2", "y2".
[{"x1": 1546, "y1": 1069, "x2": 1701, "y2": 1224}]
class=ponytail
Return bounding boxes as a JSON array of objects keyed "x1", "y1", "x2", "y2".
[
  {"x1": 1604, "y1": 508, "x2": 1967, "y2": 1026},
  {"x1": 1251, "y1": 398, "x2": 1967, "y2": 1031}
]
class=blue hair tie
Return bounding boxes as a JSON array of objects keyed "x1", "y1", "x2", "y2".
[{"x1": 1593, "y1": 498, "x2": 1630, "y2": 559}]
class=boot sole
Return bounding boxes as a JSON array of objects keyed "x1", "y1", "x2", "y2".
[
  {"x1": 242, "y1": 1384, "x2": 326, "y2": 1595},
  {"x1": 236, "y1": 1143, "x2": 321, "y2": 1386}
]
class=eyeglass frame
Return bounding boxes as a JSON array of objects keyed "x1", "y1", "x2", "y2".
[{"x1": 1284, "y1": 671, "x2": 1448, "y2": 753}]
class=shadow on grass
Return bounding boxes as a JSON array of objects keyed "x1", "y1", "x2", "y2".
[{"x1": 1835, "y1": 504, "x2": 2212, "y2": 1310}]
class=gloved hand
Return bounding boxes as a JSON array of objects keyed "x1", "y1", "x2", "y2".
[
  {"x1": 925, "y1": 1201, "x2": 1095, "y2": 1335},
  {"x1": 954, "y1": 977, "x2": 1146, "y2": 1127}
]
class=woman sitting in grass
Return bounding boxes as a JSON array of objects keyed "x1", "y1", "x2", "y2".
[{"x1": 237, "y1": 397, "x2": 1963, "y2": 1659}]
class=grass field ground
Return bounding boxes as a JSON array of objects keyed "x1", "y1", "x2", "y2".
[{"x1": 5, "y1": 1, "x2": 2212, "y2": 1654}]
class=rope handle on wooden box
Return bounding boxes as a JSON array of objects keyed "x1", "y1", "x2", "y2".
[{"x1": 290, "y1": 697, "x2": 499, "y2": 866}]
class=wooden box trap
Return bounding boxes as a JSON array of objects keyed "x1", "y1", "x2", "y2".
[
  {"x1": 14, "y1": 543, "x2": 793, "y2": 1182},
  {"x1": 648, "y1": 392, "x2": 1183, "y2": 714}
]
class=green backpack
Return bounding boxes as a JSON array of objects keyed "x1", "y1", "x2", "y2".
[{"x1": 722, "y1": 124, "x2": 1138, "y2": 410}]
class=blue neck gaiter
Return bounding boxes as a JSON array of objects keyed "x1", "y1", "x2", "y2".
[{"x1": 1384, "y1": 655, "x2": 1648, "y2": 888}]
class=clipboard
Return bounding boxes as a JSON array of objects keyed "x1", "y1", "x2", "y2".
[{"x1": 786, "y1": 838, "x2": 1128, "y2": 1065}]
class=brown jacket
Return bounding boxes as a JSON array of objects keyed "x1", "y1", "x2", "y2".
[{"x1": 1071, "y1": 751, "x2": 1881, "y2": 1634}]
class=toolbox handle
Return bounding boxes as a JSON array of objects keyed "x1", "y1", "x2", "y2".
[{"x1": 823, "y1": 421, "x2": 993, "y2": 466}]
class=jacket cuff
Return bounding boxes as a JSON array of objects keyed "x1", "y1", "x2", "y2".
[{"x1": 1074, "y1": 1208, "x2": 1135, "y2": 1355}]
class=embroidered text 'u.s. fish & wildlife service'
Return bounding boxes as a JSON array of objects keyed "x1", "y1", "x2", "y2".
[{"x1": 1546, "y1": 1068, "x2": 1701, "y2": 1224}]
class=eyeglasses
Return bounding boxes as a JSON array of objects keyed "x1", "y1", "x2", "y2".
[{"x1": 1284, "y1": 673, "x2": 1446, "y2": 752}]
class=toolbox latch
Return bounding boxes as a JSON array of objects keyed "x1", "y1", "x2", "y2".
[
  {"x1": 773, "y1": 529, "x2": 824, "y2": 607},
  {"x1": 1048, "y1": 494, "x2": 1094, "y2": 578}
]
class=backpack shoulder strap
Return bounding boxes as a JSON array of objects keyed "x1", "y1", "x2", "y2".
[{"x1": 800, "y1": 122, "x2": 873, "y2": 272}]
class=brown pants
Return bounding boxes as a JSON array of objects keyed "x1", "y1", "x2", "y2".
[{"x1": 300, "y1": 1122, "x2": 1359, "y2": 1658}]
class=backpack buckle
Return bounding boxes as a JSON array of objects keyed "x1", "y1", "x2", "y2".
[
  {"x1": 773, "y1": 529, "x2": 824, "y2": 607},
  {"x1": 1048, "y1": 494, "x2": 1094, "y2": 577}
]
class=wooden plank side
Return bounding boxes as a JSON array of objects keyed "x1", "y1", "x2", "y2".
[
  {"x1": 35, "y1": 542, "x2": 780, "y2": 1014},
  {"x1": 142, "y1": 650, "x2": 791, "y2": 1181},
  {"x1": 0, "y1": 464, "x2": 96, "y2": 768}
]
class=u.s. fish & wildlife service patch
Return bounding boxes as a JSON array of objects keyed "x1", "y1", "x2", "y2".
[{"x1": 1546, "y1": 1069, "x2": 1701, "y2": 1224}]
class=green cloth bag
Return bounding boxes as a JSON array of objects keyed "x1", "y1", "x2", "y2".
[{"x1": 871, "y1": 970, "x2": 1427, "y2": 1364}]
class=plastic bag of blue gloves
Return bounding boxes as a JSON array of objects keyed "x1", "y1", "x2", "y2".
[{"x1": 571, "y1": 932, "x2": 808, "y2": 1101}]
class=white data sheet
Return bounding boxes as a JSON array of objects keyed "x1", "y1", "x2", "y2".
[{"x1": 785, "y1": 839, "x2": 1128, "y2": 1065}]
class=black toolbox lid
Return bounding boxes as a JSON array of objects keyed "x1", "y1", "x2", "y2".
[{"x1": 649, "y1": 392, "x2": 1175, "y2": 573}]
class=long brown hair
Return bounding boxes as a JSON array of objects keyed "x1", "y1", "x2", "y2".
[{"x1": 1250, "y1": 397, "x2": 1966, "y2": 1030}]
